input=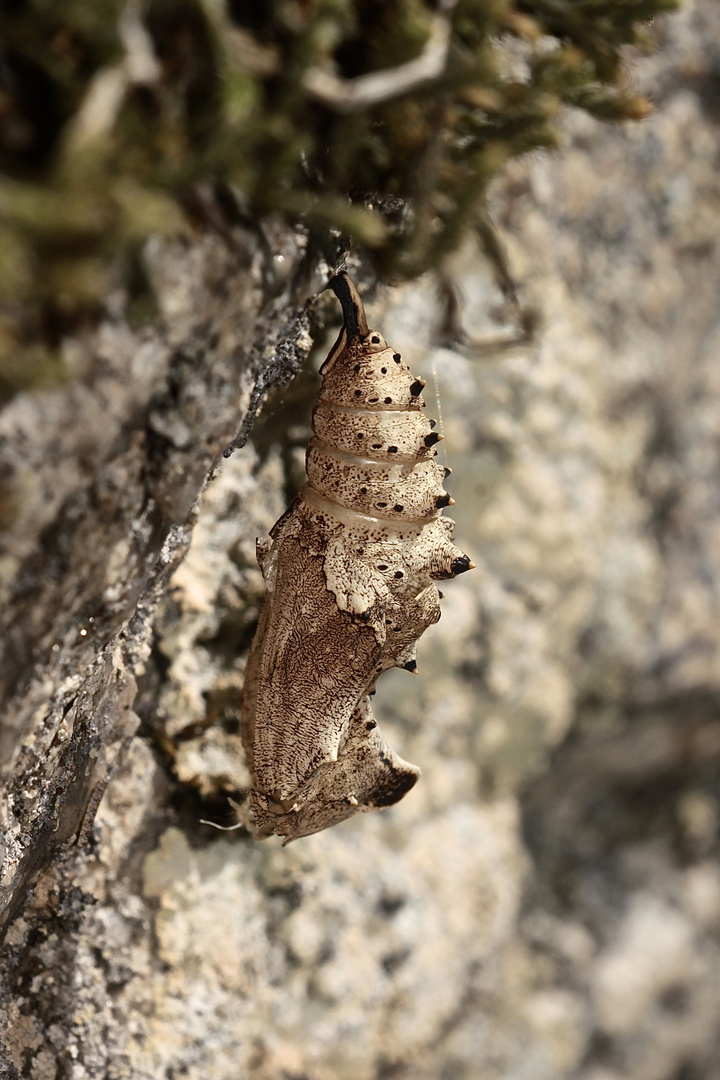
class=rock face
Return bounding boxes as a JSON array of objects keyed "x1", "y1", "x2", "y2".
[{"x1": 3, "y1": 2, "x2": 720, "y2": 1078}]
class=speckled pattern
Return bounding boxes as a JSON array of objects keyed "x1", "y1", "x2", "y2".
[
  {"x1": 6, "y1": 5, "x2": 720, "y2": 1076},
  {"x1": 241, "y1": 277, "x2": 473, "y2": 842}
]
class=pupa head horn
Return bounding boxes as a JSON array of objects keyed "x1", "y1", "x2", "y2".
[
  {"x1": 329, "y1": 271, "x2": 369, "y2": 341},
  {"x1": 320, "y1": 272, "x2": 370, "y2": 375}
]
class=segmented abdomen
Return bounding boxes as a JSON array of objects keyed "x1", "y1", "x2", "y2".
[{"x1": 307, "y1": 330, "x2": 451, "y2": 525}]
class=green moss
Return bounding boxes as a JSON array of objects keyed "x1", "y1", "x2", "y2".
[{"x1": 0, "y1": 0, "x2": 680, "y2": 399}]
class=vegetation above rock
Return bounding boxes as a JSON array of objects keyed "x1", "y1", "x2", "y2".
[{"x1": 0, "y1": 0, "x2": 678, "y2": 398}]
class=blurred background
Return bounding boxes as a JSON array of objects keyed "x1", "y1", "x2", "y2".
[{"x1": 2, "y1": 1, "x2": 720, "y2": 1078}]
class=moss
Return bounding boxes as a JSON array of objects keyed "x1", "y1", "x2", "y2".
[{"x1": 0, "y1": 0, "x2": 679, "y2": 399}]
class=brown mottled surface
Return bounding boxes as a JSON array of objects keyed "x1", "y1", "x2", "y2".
[
  {"x1": 4, "y1": 2, "x2": 720, "y2": 1077},
  {"x1": 241, "y1": 293, "x2": 471, "y2": 841}
]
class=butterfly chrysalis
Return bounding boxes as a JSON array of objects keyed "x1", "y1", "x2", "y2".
[{"x1": 241, "y1": 273, "x2": 474, "y2": 842}]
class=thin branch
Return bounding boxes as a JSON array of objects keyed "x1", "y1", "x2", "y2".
[
  {"x1": 302, "y1": 4, "x2": 457, "y2": 114},
  {"x1": 63, "y1": 1, "x2": 160, "y2": 153}
]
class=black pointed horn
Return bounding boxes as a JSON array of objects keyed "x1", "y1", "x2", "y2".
[{"x1": 328, "y1": 272, "x2": 369, "y2": 341}]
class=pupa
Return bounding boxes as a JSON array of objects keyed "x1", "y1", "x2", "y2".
[{"x1": 241, "y1": 272, "x2": 474, "y2": 842}]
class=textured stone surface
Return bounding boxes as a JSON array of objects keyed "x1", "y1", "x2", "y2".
[
  {"x1": 0, "y1": 221, "x2": 319, "y2": 934},
  {"x1": 3, "y1": 2, "x2": 720, "y2": 1077}
]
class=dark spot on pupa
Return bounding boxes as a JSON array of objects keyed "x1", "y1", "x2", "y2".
[
  {"x1": 451, "y1": 555, "x2": 473, "y2": 575},
  {"x1": 369, "y1": 765, "x2": 418, "y2": 807},
  {"x1": 381, "y1": 367, "x2": 387, "y2": 374},
  {"x1": 384, "y1": 397, "x2": 392, "y2": 404},
  {"x1": 366, "y1": 720, "x2": 377, "y2": 730},
  {"x1": 372, "y1": 443, "x2": 382, "y2": 449},
  {"x1": 356, "y1": 432, "x2": 364, "y2": 439},
  {"x1": 393, "y1": 504, "x2": 404, "y2": 513},
  {"x1": 425, "y1": 432, "x2": 442, "y2": 446},
  {"x1": 429, "y1": 419, "x2": 436, "y2": 429},
  {"x1": 371, "y1": 335, "x2": 380, "y2": 344},
  {"x1": 377, "y1": 502, "x2": 388, "y2": 508},
  {"x1": 360, "y1": 610, "x2": 371, "y2": 622},
  {"x1": 354, "y1": 363, "x2": 361, "y2": 372},
  {"x1": 410, "y1": 380, "x2": 424, "y2": 397},
  {"x1": 393, "y1": 353, "x2": 401, "y2": 363},
  {"x1": 378, "y1": 564, "x2": 388, "y2": 571},
  {"x1": 369, "y1": 397, "x2": 379, "y2": 404},
  {"x1": 436, "y1": 493, "x2": 452, "y2": 508},
  {"x1": 388, "y1": 446, "x2": 398, "y2": 454},
  {"x1": 394, "y1": 571, "x2": 404, "y2": 579},
  {"x1": 360, "y1": 487, "x2": 367, "y2": 494},
  {"x1": 354, "y1": 389, "x2": 362, "y2": 397},
  {"x1": 403, "y1": 659, "x2": 417, "y2": 672}
]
